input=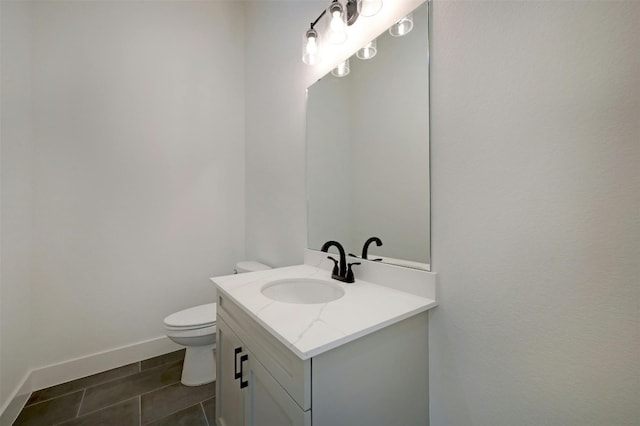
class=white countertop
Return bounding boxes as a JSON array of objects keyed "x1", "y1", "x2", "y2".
[{"x1": 211, "y1": 264, "x2": 437, "y2": 360}]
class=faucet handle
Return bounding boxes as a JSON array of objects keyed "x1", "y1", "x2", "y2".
[
  {"x1": 327, "y1": 256, "x2": 340, "y2": 276},
  {"x1": 345, "y1": 262, "x2": 361, "y2": 283}
]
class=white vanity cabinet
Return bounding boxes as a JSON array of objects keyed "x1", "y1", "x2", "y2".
[
  {"x1": 216, "y1": 317, "x2": 311, "y2": 426},
  {"x1": 216, "y1": 318, "x2": 246, "y2": 426},
  {"x1": 216, "y1": 292, "x2": 430, "y2": 426}
]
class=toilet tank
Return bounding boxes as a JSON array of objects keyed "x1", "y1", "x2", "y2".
[{"x1": 235, "y1": 261, "x2": 271, "y2": 274}]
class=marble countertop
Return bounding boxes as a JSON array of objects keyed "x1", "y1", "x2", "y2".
[{"x1": 210, "y1": 264, "x2": 437, "y2": 360}]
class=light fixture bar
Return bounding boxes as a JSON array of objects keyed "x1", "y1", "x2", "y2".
[
  {"x1": 301, "y1": 0, "x2": 383, "y2": 66},
  {"x1": 345, "y1": 0, "x2": 360, "y2": 25}
]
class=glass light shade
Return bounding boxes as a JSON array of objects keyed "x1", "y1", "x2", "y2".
[
  {"x1": 389, "y1": 13, "x2": 414, "y2": 37},
  {"x1": 359, "y1": 0, "x2": 383, "y2": 17},
  {"x1": 302, "y1": 28, "x2": 322, "y2": 65},
  {"x1": 356, "y1": 39, "x2": 377, "y2": 60},
  {"x1": 326, "y1": 2, "x2": 348, "y2": 44},
  {"x1": 331, "y1": 59, "x2": 350, "y2": 77}
]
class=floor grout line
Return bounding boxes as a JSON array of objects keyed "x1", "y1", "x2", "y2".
[
  {"x1": 21, "y1": 389, "x2": 84, "y2": 410},
  {"x1": 71, "y1": 363, "x2": 185, "y2": 421},
  {"x1": 75, "y1": 388, "x2": 86, "y2": 418},
  {"x1": 141, "y1": 402, "x2": 212, "y2": 426},
  {"x1": 201, "y1": 402, "x2": 210, "y2": 426},
  {"x1": 137, "y1": 380, "x2": 181, "y2": 399},
  {"x1": 139, "y1": 395, "x2": 142, "y2": 426},
  {"x1": 27, "y1": 364, "x2": 146, "y2": 407},
  {"x1": 49, "y1": 396, "x2": 139, "y2": 426},
  {"x1": 75, "y1": 396, "x2": 141, "y2": 418}
]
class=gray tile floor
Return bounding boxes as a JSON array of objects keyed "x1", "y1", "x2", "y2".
[{"x1": 14, "y1": 349, "x2": 216, "y2": 426}]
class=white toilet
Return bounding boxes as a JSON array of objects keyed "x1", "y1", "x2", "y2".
[{"x1": 163, "y1": 261, "x2": 271, "y2": 386}]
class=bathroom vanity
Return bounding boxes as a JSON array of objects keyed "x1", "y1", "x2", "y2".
[
  {"x1": 212, "y1": 2, "x2": 435, "y2": 423},
  {"x1": 211, "y1": 262, "x2": 437, "y2": 426}
]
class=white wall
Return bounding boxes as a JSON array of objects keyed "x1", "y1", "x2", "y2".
[
  {"x1": 244, "y1": 1, "x2": 324, "y2": 268},
  {"x1": 29, "y1": 0, "x2": 246, "y2": 369},
  {"x1": 0, "y1": 0, "x2": 34, "y2": 414},
  {"x1": 429, "y1": 1, "x2": 640, "y2": 425}
]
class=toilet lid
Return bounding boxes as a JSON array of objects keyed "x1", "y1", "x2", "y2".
[{"x1": 163, "y1": 303, "x2": 217, "y2": 328}]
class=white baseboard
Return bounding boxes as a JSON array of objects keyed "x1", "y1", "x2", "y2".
[
  {"x1": 0, "y1": 336, "x2": 182, "y2": 426},
  {"x1": 30, "y1": 336, "x2": 182, "y2": 391},
  {"x1": 0, "y1": 336, "x2": 181, "y2": 424},
  {"x1": 0, "y1": 372, "x2": 31, "y2": 426}
]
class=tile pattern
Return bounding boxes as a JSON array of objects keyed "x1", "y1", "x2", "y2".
[{"x1": 14, "y1": 349, "x2": 216, "y2": 426}]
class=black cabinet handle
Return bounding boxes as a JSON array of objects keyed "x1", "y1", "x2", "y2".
[
  {"x1": 234, "y1": 347, "x2": 243, "y2": 380},
  {"x1": 239, "y1": 354, "x2": 249, "y2": 389},
  {"x1": 234, "y1": 347, "x2": 249, "y2": 389}
]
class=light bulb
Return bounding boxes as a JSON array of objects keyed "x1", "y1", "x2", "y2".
[
  {"x1": 359, "y1": 0, "x2": 382, "y2": 17},
  {"x1": 389, "y1": 13, "x2": 414, "y2": 37},
  {"x1": 356, "y1": 39, "x2": 377, "y2": 60},
  {"x1": 302, "y1": 28, "x2": 321, "y2": 65},
  {"x1": 327, "y1": 2, "x2": 347, "y2": 44},
  {"x1": 330, "y1": 11, "x2": 344, "y2": 30},
  {"x1": 307, "y1": 37, "x2": 318, "y2": 54},
  {"x1": 331, "y1": 59, "x2": 350, "y2": 77}
]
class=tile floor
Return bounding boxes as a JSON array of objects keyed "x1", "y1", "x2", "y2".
[{"x1": 14, "y1": 349, "x2": 216, "y2": 426}]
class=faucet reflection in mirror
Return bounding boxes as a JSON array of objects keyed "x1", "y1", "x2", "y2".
[{"x1": 302, "y1": 0, "x2": 384, "y2": 65}]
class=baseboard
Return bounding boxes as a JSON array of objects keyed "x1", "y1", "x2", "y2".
[
  {"x1": 0, "y1": 372, "x2": 31, "y2": 426},
  {"x1": 0, "y1": 336, "x2": 182, "y2": 424},
  {"x1": 30, "y1": 336, "x2": 181, "y2": 392}
]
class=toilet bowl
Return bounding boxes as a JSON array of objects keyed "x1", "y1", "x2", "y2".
[
  {"x1": 164, "y1": 261, "x2": 271, "y2": 386},
  {"x1": 164, "y1": 303, "x2": 217, "y2": 386}
]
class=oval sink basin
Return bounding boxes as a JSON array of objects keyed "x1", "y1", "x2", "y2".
[{"x1": 261, "y1": 278, "x2": 345, "y2": 304}]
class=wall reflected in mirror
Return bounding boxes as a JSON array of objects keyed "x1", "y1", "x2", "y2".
[{"x1": 306, "y1": 2, "x2": 430, "y2": 271}]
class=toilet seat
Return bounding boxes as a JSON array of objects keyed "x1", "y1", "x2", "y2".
[
  {"x1": 165, "y1": 324, "x2": 217, "y2": 339},
  {"x1": 163, "y1": 303, "x2": 217, "y2": 330}
]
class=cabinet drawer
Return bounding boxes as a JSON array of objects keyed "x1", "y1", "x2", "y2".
[{"x1": 218, "y1": 293, "x2": 311, "y2": 411}]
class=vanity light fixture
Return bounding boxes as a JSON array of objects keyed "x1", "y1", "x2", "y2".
[
  {"x1": 356, "y1": 39, "x2": 377, "y2": 60},
  {"x1": 389, "y1": 13, "x2": 414, "y2": 37},
  {"x1": 301, "y1": 0, "x2": 382, "y2": 65},
  {"x1": 331, "y1": 59, "x2": 351, "y2": 77}
]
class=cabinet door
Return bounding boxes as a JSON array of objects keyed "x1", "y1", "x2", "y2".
[
  {"x1": 217, "y1": 318, "x2": 247, "y2": 426},
  {"x1": 244, "y1": 351, "x2": 311, "y2": 426}
]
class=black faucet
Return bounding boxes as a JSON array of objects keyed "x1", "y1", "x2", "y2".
[
  {"x1": 362, "y1": 237, "x2": 383, "y2": 261},
  {"x1": 321, "y1": 240, "x2": 360, "y2": 283}
]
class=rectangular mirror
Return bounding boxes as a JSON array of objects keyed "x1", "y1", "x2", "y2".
[{"x1": 306, "y1": 1, "x2": 430, "y2": 271}]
